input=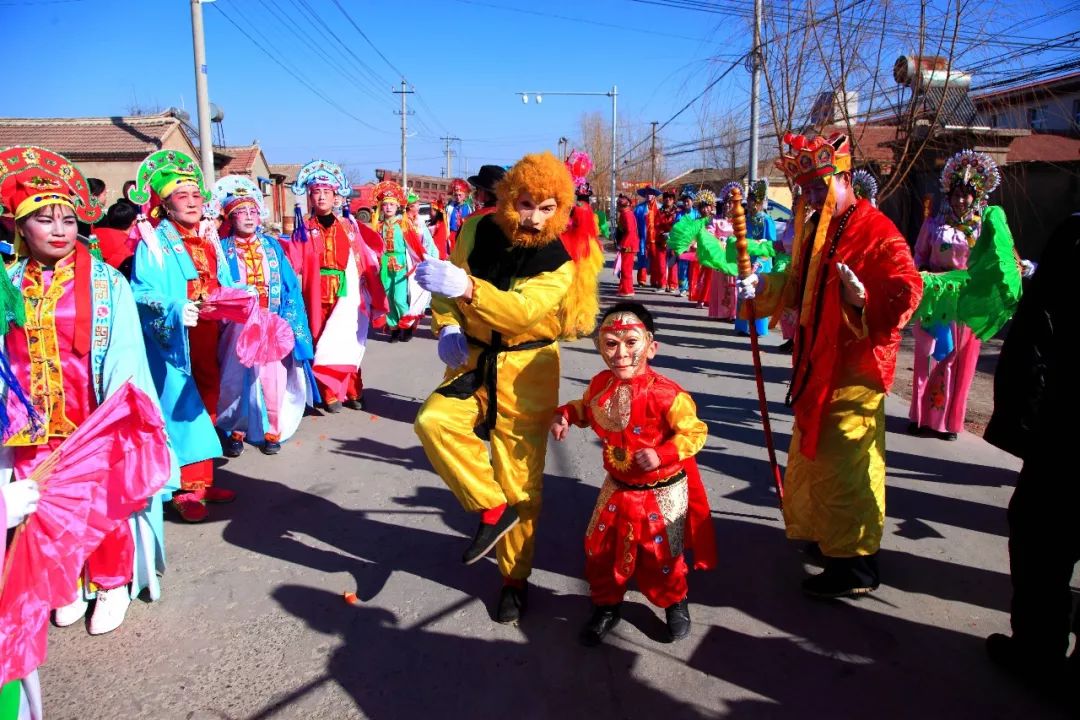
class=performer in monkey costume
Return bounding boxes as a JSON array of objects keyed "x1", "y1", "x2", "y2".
[{"x1": 414, "y1": 151, "x2": 602, "y2": 624}]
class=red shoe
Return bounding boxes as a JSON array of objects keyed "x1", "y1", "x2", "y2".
[
  {"x1": 201, "y1": 487, "x2": 236, "y2": 504},
  {"x1": 172, "y1": 493, "x2": 208, "y2": 523}
]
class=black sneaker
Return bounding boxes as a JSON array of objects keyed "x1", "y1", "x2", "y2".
[
  {"x1": 222, "y1": 435, "x2": 245, "y2": 458},
  {"x1": 323, "y1": 401, "x2": 342, "y2": 414},
  {"x1": 938, "y1": 431, "x2": 958, "y2": 441},
  {"x1": 462, "y1": 505, "x2": 520, "y2": 565},
  {"x1": 495, "y1": 583, "x2": 528, "y2": 625},
  {"x1": 261, "y1": 440, "x2": 281, "y2": 456},
  {"x1": 579, "y1": 604, "x2": 622, "y2": 647},
  {"x1": 666, "y1": 598, "x2": 691, "y2": 641},
  {"x1": 987, "y1": 633, "x2": 1071, "y2": 692},
  {"x1": 778, "y1": 339, "x2": 794, "y2": 354},
  {"x1": 343, "y1": 398, "x2": 365, "y2": 411},
  {"x1": 401, "y1": 328, "x2": 413, "y2": 342},
  {"x1": 389, "y1": 329, "x2": 400, "y2": 343}
]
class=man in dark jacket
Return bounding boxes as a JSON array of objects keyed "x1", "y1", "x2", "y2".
[{"x1": 984, "y1": 212, "x2": 1079, "y2": 694}]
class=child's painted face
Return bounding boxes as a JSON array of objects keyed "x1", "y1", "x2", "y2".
[{"x1": 595, "y1": 312, "x2": 658, "y2": 380}]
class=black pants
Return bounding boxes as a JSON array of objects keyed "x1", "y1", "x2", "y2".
[{"x1": 1007, "y1": 456, "x2": 1080, "y2": 658}]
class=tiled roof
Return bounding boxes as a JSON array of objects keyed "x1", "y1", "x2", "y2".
[
  {"x1": 0, "y1": 113, "x2": 189, "y2": 158},
  {"x1": 269, "y1": 163, "x2": 303, "y2": 182},
  {"x1": 823, "y1": 123, "x2": 898, "y2": 164},
  {"x1": 219, "y1": 144, "x2": 262, "y2": 176},
  {"x1": 1007, "y1": 132, "x2": 1080, "y2": 163}
]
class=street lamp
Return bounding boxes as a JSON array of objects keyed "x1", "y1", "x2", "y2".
[{"x1": 517, "y1": 87, "x2": 618, "y2": 234}]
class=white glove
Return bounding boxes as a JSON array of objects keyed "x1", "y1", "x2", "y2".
[
  {"x1": 1020, "y1": 259, "x2": 1036, "y2": 279},
  {"x1": 2, "y1": 480, "x2": 40, "y2": 528},
  {"x1": 736, "y1": 273, "x2": 759, "y2": 301},
  {"x1": 415, "y1": 258, "x2": 470, "y2": 298},
  {"x1": 245, "y1": 286, "x2": 260, "y2": 298},
  {"x1": 836, "y1": 262, "x2": 866, "y2": 308},
  {"x1": 182, "y1": 302, "x2": 200, "y2": 328},
  {"x1": 437, "y1": 325, "x2": 469, "y2": 368}
]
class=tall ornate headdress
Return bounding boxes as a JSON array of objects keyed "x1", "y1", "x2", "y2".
[
  {"x1": 291, "y1": 159, "x2": 351, "y2": 196},
  {"x1": 372, "y1": 180, "x2": 407, "y2": 206},
  {"x1": 748, "y1": 178, "x2": 769, "y2": 204},
  {"x1": 214, "y1": 175, "x2": 268, "y2": 221},
  {"x1": 775, "y1": 132, "x2": 851, "y2": 187},
  {"x1": 128, "y1": 149, "x2": 209, "y2": 205},
  {"x1": 695, "y1": 188, "x2": 717, "y2": 207},
  {"x1": 0, "y1": 146, "x2": 102, "y2": 224},
  {"x1": 851, "y1": 169, "x2": 879, "y2": 203},
  {"x1": 941, "y1": 149, "x2": 1000, "y2": 202},
  {"x1": 718, "y1": 181, "x2": 742, "y2": 205}
]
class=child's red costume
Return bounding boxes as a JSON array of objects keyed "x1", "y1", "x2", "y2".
[{"x1": 558, "y1": 367, "x2": 716, "y2": 607}]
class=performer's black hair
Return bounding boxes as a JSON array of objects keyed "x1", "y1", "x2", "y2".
[{"x1": 599, "y1": 301, "x2": 656, "y2": 335}]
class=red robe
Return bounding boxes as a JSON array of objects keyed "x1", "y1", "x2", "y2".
[{"x1": 754, "y1": 199, "x2": 923, "y2": 458}]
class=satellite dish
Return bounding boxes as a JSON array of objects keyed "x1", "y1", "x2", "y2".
[{"x1": 209, "y1": 103, "x2": 225, "y2": 123}]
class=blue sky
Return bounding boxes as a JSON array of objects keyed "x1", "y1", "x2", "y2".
[{"x1": 4, "y1": 0, "x2": 1078, "y2": 182}]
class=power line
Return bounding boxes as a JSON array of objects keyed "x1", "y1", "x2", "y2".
[{"x1": 209, "y1": 2, "x2": 393, "y2": 135}]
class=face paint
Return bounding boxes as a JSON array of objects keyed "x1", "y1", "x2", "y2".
[{"x1": 595, "y1": 311, "x2": 657, "y2": 380}]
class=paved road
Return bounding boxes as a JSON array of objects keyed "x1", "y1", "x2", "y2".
[{"x1": 41, "y1": 256, "x2": 1071, "y2": 719}]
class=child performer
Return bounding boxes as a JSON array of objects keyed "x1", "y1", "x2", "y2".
[{"x1": 550, "y1": 302, "x2": 716, "y2": 646}]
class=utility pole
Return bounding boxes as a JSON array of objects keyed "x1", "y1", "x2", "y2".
[
  {"x1": 748, "y1": 0, "x2": 762, "y2": 185},
  {"x1": 189, "y1": 0, "x2": 215, "y2": 183},
  {"x1": 441, "y1": 135, "x2": 460, "y2": 178},
  {"x1": 609, "y1": 85, "x2": 617, "y2": 236},
  {"x1": 393, "y1": 79, "x2": 415, "y2": 188},
  {"x1": 649, "y1": 121, "x2": 658, "y2": 186}
]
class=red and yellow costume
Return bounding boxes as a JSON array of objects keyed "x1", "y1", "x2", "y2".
[
  {"x1": 559, "y1": 364, "x2": 716, "y2": 607},
  {"x1": 752, "y1": 134, "x2": 922, "y2": 559},
  {"x1": 616, "y1": 200, "x2": 638, "y2": 296}
]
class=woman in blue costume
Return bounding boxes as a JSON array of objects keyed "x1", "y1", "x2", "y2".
[
  {"x1": 129, "y1": 150, "x2": 246, "y2": 523},
  {"x1": 213, "y1": 175, "x2": 313, "y2": 457}
]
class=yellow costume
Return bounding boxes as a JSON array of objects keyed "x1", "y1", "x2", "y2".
[
  {"x1": 752, "y1": 134, "x2": 921, "y2": 592},
  {"x1": 415, "y1": 152, "x2": 598, "y2": 581}
]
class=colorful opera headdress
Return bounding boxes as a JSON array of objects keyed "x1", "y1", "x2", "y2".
[
  {"x1": 941, "y1": 149, "x2": 1000, "y2": 202},
  {"x1": 851, "y1": 169, "x2": 879, "y2": 202},
  {"x1": 748, "y1": 178, "x2": 769, "y2": 204},
  {"x1": 565, "y1": 149, "x2": 593, "y2": 191},
  {"x1": 718, "y1": 181, "x2": 742, "y2": 205},
  {"x1": 0, "y1": 146, "x2": 102, "y2": 223},
  {"x1": 291, "y1": 159, "x2": 351, "y2": 196},
  {"x1": 128, "y1": 149, "x2": 209, "y2": 204},
  {"x1": 449, "y1": 178, "x2": 470, "y2": 195},
  {"x1": 372, "y1": 180, "x2": 407, "y2": 206},
  {"x1": 695, "y1": 188, "x2": 717, "y2": 208},
  {"x1": 214, "y1": 175, "x2": 268, "y2": 220},
  {"x1": 775, "y1": 132, "x2": 852, "y2": 187}
]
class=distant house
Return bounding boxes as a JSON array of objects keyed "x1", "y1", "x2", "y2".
[
  {"x1": 0, "y1": 111, "x2": 200, "y2": 205},
  {"x1": 975, "y1": 71, "x2": 1080, "y2": 133},
  {"x1": 0, "y1": 111, "x2": 293, "y2": 225},
  {"x1": 375, "y1": 169, "x2": 455, "y2": 204}
]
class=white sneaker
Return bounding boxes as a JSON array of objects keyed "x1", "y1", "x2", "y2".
[
  {"x1": 88, "y1": 587, "x2": 131, "y2": 635},
  {"x1": 53, "y1": 596, "x2": 89, "y2": 627}
]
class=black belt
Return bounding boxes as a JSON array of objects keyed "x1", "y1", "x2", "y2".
[
  {"x1": 610, "y1": 469, "x2": 687, "y2": 491},
  {"x1": 435, "y1": 332, "x2": 556, "y2": 439}
]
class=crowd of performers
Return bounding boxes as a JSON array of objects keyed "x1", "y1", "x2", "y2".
[{"x1": 0, "y1": 127, "x2": 1066, "y2": 718}]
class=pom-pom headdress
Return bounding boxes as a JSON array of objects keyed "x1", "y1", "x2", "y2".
[
  {"x1": 851, "y1": 169, "x2": 879, "y2": 203},
  {"x1": 775, "y1": 132, "x2": 851, "y2": 187},
  {"x1": 449, "y1": 178, "x2": 470, "y2": 195},
  {"x1": 565, "y1": 150, "x2": 593, "y2": 189},
  {"x1": 941, "y1": 149, "x2": 1000, "y2": 203},
  {"x1": 0, "y1": 146, "x2": 102, "y2": 223}
]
